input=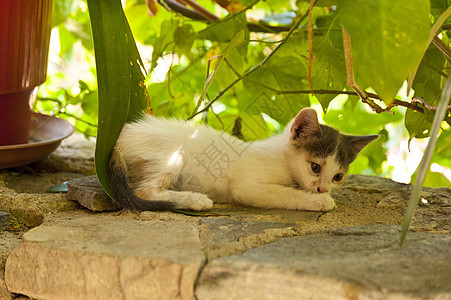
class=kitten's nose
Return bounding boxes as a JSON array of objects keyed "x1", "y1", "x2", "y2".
[{"x1": 317, "y1": 187, "x2": 328, "y2": 193}]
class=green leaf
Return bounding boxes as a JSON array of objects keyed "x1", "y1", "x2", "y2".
[
  {"x1": 81, "y1": 91, "x2": 98, "y2": 116},
  {"x1": 175, "y1": 24, "x2": 195, "y2": 57},
  {"x1": 58, "y1": 25, "x2": 78, "y2": 59},
  {"x1": 404, "y1": 109, "x2": 433, "y2": 139},
  {"x1": 52, "y1": 0, "x2": 76, "y2": 27},
  {"x1": 238, "y1": 111, "x2": 270, "y2": 140},
  {"x1": 246, "y1": 56, "x2": 309, "y2": 124},
  {"x1": 311, "y1": 36, "x2": 347, "y2": 111},
  {"x1": 151, "y1": 19, "x2": 178, "y2": 73},
  {"x1": 434, "y1": 129, "x2": 451, "y2": 161},
  {"x1": 124, "y1": 3, "x2": 172, "y2": 45},
  {"x1": 301, "y1": 0, "x2": 337, "y2": 6},
  {"x1": 196, "y1": 11, "x2": 249, "y2": 43},
  {"x1": 88, "y1": 0, "x2": 148, "y2": 197},
  {"x1": 430, "y1": 0, "x2": 451, "y2": 18},
  {"x1": 193, "y1": 30, "x2": 246, "y2": 113},
  {"x1": 323, "y1": 105, "x2": 402, "y2": 135},
  {"x1": 338, "y1": 0, "x2": 430, "y2": 102},
  {"x1": 172, "y1": 209, "x2": 229, "y2": 217},
  {"x1": 413, "y1": 45, "x2": 448, "y2": 105},
  {"x1": 47, "y1": 182, "x2": 68, "y2": 193},
  {"x1": 411, "y1": 170, "x2": 451, "y2": 188}
]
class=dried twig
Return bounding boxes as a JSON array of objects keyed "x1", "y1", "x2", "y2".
[
  {"x1": 412, "y1": 97, "x2": 451, "y2": 112},
  {"x1": 432, "y1": 35, "x2": 451, "y2": 60}
]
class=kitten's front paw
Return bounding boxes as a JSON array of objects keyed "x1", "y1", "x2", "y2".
[
  {"x1": 191, "y1": 194, "x2": 214, "y2": 211},
  {"x1": 318, "y1": 194, "x2": 335, "y2": 211},
  {"x1": 177, "y1": 192, "x2": 213, "y2": 211},
  {"x1": 303, "y1": 194, "x2": 335, "y2": 212}
]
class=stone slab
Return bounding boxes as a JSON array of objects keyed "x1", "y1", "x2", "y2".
[
  {"x1": 198, "y1": 218, "x2": 297, "y2": 259},
  {"x1": 5, "y1": 215, "x2": 205, "y2": 300},
  {"x1": 66, "y1": 176, "x2": 121, "y2": 211},
  {"x1": 0, "y1": 184, "x2": 79, "y2": 227},
  {"x1": 196, "y1": 225, "x2": 451, "y2": 300}
]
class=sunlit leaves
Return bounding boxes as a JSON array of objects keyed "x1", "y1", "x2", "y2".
[
  {"x1": 52, "y1": 0, "x2": 76, "y2": 27},
  {"x1": 246, "y1": 56, "x2": 309, "y2": 124},
  {"x1": 151, "y1": 19, "x2": 178, "y2": 72},
  {"x1": 338, "y1": 0, "x2": 430, "y2": 103},
  {"x1": 196, "y1": 11, "x2": 249, "y2": 43},
  {"x1": 311, "y1": 36, "x2": 347, "y2": 111}
]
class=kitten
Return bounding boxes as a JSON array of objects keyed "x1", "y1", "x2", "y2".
[{"x1": 107, "y1": 108, "x2": 378, "y2": 212}]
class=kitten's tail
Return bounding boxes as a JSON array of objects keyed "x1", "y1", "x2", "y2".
[{"x1": 107, "y1": 148, "x2": 174, "y2": 211}]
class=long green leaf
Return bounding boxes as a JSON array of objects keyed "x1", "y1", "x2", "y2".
[
  {"x1": 400, "y1": 75, "x2": 451, "y2": 246},
  {"x1": 87, "y1": 0, "x2": 148, "y2": 198}
]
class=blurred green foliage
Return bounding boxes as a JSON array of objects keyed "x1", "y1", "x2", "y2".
[{"x1": 38, "y1": 0, "x2": 451, "y2": 188}]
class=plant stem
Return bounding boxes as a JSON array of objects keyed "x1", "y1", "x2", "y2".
[{"x1": 400, "y1": 74, "x2": 451, "y2": 246}]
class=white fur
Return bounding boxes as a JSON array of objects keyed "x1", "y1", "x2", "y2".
[{"x1": 115, "y1": 115, "x2": 338, "y2": 211}]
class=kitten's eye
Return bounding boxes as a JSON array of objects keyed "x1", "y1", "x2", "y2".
[
  {"x1": 311, "y1": 162, "x2": 321, "y2": 173},
  {"x1": 333, "y1": 173, "x2": 344, "y2": 181}
]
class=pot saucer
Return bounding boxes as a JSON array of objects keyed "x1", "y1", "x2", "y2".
[{"x1": 0, "y1": 113, "x2": 75, "y2": 169}]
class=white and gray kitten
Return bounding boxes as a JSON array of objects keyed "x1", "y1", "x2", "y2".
[{"x1": 107, "y1": 108, "x2": 378, "y2": 212}]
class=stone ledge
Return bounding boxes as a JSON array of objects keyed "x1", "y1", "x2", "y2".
[
  {"x1": 196, "y1": 225, "x2": 451, "y2": 300},
  {"x1": 5, "y1": 215, "x2": 205, "y2": 300}
]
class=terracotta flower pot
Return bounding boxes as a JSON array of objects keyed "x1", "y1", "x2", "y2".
[{"x1": 0, "y1": 0, "x2": 53, "y2": 146}]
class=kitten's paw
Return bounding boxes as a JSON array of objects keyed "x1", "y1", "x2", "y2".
[
  {"x1": 190, "y1": 194, "x2": 214, "y2": 211},
  {"x1": 174, "y1": 192, "x2": 213, "y2": 211},
  {"x1": 302, "y1": 194, "x2": 335, "y2": 212},
  {"x1": 318, "y1": 194, "x2": 336, "y2": 211}
]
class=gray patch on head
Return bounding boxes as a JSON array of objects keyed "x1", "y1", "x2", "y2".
[
  {"x1": 302, "y1": 124, "x2": 340, "y2": 158},
  {"x1": 293, "y1": 124, "x2": 377, "y2": 170}
]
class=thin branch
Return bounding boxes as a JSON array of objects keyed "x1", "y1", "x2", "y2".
[
  {"x1": 432, "y1": 35, "x2": 451, "y2": 60},
  {"x1": 162, "y1": 0, "x2": 209, "y2": 20},
  {"x1": 204, "y1": 57, "x2": 436, "y2": 115},
  {"x1": 411, "y1": 97, "x2": 451, "y2": 112},
  {"x1": 182, "y1": 0, "x2": 218, "y2": 21},
  {"x1": 57, "y1": 111, "x2": 97, "y2": 128}
]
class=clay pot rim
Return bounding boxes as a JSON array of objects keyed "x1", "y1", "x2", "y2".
[{"x1": 0, "y1": 113, "x2": 75, "y2": 169}]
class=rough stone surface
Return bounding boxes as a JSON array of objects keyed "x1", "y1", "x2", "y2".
[
  {"x1": 0, "y1": 232, "x2": 22, "y2": 300},
  {"x1": 32, "y1": 133, "x2": 96, "y2": 175},
  {"x1": 0, "y1": 182, "x2": 79, "y2": 227},
  {"x1": 5, "y1": 214, "x2": 205, "y2": 300},
  {"x1": 66, "y1": 176, "x2": 121, "y2": 211},
  {"x1": 196, "y1": 225, "x2": 451, "y2": 300},
  {"x1": 0, "y1": 213, "x2": 10, "y2": 232},
  {"x1": 198, "y1": 218, "x2": 297, "y2": 259}
]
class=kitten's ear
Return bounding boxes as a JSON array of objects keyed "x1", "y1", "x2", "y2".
[
  {"x1": 290, "y1": 108, "x2": 320, "y2": 140},
  {"x1": 345, "y1": 134, "x2": 380, "y2": 162}
]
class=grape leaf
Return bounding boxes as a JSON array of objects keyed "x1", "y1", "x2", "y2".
[
  {"x1": 311, "y1": 36, "x2": 347, "y2": 111},
  {"x1": 338, "y1": 0, "x2": 430, "y2": 102}
]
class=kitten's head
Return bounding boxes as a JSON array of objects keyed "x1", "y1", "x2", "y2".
[{"x1": 285, "y1": 108, "x2": 379, "y2": 194}]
